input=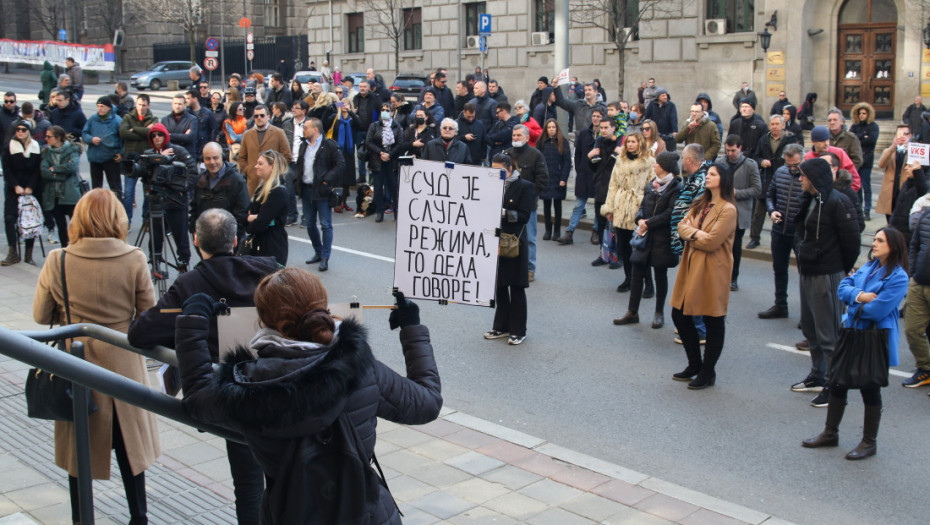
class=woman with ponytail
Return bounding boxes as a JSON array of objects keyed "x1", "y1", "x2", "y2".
[{"x1": 174, "y1": 268, "x2": 442, "y2": 524}]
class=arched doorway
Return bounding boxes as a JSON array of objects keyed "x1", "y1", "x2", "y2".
[{"x1": 836, "y1": 0, "x2": 897, "y2": 117}]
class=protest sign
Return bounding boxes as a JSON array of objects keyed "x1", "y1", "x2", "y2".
[
  {"x1": 394, "y1": 159, "x2": 505, "y2": 307},
  {"x1": 908, "y1": 142, "x2": 930, "y2": 166}
]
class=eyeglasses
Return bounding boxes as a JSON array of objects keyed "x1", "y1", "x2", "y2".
[
  {"x1": 785, "y1": 162, "x2": 801, "y2": 169},
  {"x1": 151, "y1": 132, "x2": 166, "y2": 137},
  {"x1": 254, "y1": 114, "x2": 268, "y2": 118},
  {"x1": 45, "y1": 134, "x2": 54, "y2": 139}
]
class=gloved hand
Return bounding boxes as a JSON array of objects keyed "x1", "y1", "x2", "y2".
[
  {"x1": 181, "y1": 293, "x2": 229, "y2": 318},
  {"x1": 388, "y1": 291, "x2": 420, "y2": 330}
]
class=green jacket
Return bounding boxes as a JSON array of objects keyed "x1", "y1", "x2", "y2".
[
  {"x1": 40, "y1": 141, "x2": 82, "y2": 210},
  {"x1": 675, "y1": 116, "x2": 721, "y2": 161},
  {"x1": 39, "y1": 61, "x2": 57, "y2": 104},
  {"x1": 119, "y1": 108, "x2": 157, "y2": 155}
]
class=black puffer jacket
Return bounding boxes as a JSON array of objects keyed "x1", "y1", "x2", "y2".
[
  {"x1": 766, "y1": 165, "x2": 806, "y2": 236},
  {"x1": 794, "y1": 162, "x2": 861, "y2": 276},
  {"x1": 890, "y1": 168, "x2": 929, "y2": 240},
  {"x1": 175, "y1": 316, "x2": 442, "y2": 525},
  {"x1": 834, "y1": 170, "x2": 865, "y2": 233},
  {"x1": 909, "y1": 207, "x2": 930, "y2": 285},
  {"x1": 631, "y1": 177, "x2": 681, "y2": 268}
]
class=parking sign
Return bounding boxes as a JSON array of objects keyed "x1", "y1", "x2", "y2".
[{"x1": 478, "y1": 14, "x2": 491, "y2": 36}]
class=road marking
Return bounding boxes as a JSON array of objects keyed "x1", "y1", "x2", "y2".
[
  {"x1": 287, "y1": 235, "x2": 395, "y2": 263},
  {"x1": 766, "y1": 343, "x2": 910, "y2": 378}
]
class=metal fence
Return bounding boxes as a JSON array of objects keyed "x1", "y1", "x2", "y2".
[{"x1": 153, "y1": 34, "x2": 309, "y2": 79}]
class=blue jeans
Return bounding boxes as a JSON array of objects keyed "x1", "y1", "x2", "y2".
[
  {"x1": 122, "y1": 175, "x2": 137, "y2": 225},
  {"x1": 373, "y1": 163, "x2": 396, "y2": 214},
  {"x1": 693, "y1": 316, "x2": 706, "y2": 338},
  {"x1": 566, "y1": 198, "x2": 587, "y2": 232},
  {"x1": 302, "y1": 190, "x2": 333, "y2": 259},
  {"x1": 527, "y1": 210, "x2": 538, "y2": 272}
]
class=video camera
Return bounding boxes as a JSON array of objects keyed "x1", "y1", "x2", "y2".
[{"x1": 123, "y1": 153, "x2": 189, "y2": 208}]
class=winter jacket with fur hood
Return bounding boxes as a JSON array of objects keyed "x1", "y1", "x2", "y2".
[
  {"x1": 849, "y1": 102, "x2": 878, "y2": 166},
  {"x1": 175, "y1": 316, "x2": 442, "y2": 525}
]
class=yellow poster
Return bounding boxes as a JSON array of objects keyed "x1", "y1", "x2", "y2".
[
  {"x1": 766, "y1": 84, "x2": 785, "y2": 97},
  {"x1": 922, "y1": 65, "x2": 930, "y2": 81},
  {"x1": 767, "y1": 51, "x2": 785, "y2": 65},
  {"x1": 923, "y1": 49, "x2": 930, "y2": 63},
  {"x1": 921, "y1": 83, "x2": 930, "y2": 99},
  {"x1": 767, "y1": 68, "x2": 785, "y2": 82}
]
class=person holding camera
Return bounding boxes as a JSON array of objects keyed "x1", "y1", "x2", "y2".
[
  {"x1": 143, "y1": 123, "x2": 197, "y2": 272},
  {"x1": 297, "y1": 118, "x2": 345, "y2": 272},
  {"x1": 174, "y1": 269, "x2": 441, "y2": 523}
]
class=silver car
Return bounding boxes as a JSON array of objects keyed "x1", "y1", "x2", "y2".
[{"x1": 130, "y1": 61, "x2": 196, "y2": 91}]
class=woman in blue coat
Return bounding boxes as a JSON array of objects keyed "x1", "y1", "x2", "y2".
[
  {"x1": 536, "y1": 119, "x2": 571, "y2": 241},
  {"x1": 803, "y1": 226, "x2": 909, "y2": 460}
]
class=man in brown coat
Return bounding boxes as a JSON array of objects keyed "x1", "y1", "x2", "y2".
[
  {"x1": 827, "y1": 107, "x2": 863, "y2": 170},
  {"x1": 237, "y1": 104, "x2": 292, "y2": 195}
]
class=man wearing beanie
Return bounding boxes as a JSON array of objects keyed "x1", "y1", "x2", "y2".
[
  {"x1": 805, "y1": 125, "x2": 861, "y2": 190},
  {"x1": 790, "y1": 157, "x2": 860, "y2": 407},
  {"x1": 529, "y1": 76, "x2": 550, "y2": 112},
  {"x1": 82, "y1": 96, "x2": 124, "y2": 198}
]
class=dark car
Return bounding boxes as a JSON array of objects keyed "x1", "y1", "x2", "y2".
[{"x1": 390, "y1": 75, "x2": 429, "y2": 103}]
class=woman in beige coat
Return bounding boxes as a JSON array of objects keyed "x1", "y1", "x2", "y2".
[
  {"x1": 670, "y1": 162, "x2": 738, "y2": 390},
  {"x1": 33, "y1": 189, "x2": 160, "y2": 525},
  {"x1": 601, "y1": 132, "x2": 655, "y2": 292},
  {"x1": 876, "y1": 125, "x2": 911, "y2": 218}
]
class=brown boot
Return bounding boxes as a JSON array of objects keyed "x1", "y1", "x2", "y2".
[
  {"x1": 1, "y1": 245, "x2": 19, "y2": 266},
  {"x1": 845, "y1": 405, "x2": 881, "y2": 460},
  {"x1": 557, "y1": 230, "x2": 574, "y2": 245}
]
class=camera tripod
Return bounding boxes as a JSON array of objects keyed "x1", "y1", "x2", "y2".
[{"x1": 134, "y1": 197, "x2": 182, "y2": 298}]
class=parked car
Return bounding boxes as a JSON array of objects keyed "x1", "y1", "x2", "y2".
[
  {"x1": 390, "y1": 75, "x2": 429, "y2": 102},
  {"x1": 345, "y1": 72, "x2": 386, "y2": 90},
  {"x1": 292, "y1": 70, "x2": 323, "y2": 86},
  {"x1": 130, "y1": 61, "x2": 195, "y2": 91}
]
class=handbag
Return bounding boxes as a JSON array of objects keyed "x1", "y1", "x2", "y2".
[
  {"x1": 600, "y1": 227, "x2": 619, "y2": 265},
  {"x1": 25, "y1": 251, "x2": 99, "y2": 421},
  {"x1": 78, "y1": 178, "x2": 91, "y2": 195},
  {"x1": 329, "y1": 187, "x2": 344, "y2": 208},
  {"x1": 828, "y1": 305, "x2": 890, "y2": 390},
  {"x1": 325, "y1": 116, "x2": 339, "y2": 139},
  {"x1": 630, "y1": 231, "x2": 648, "y2": 250},
  {"x1": 499, "y1": 225, "x2": 524, "y2": 258},
  {"x1": 237, "y1": 234, "x2": 255, "y2": 256}
]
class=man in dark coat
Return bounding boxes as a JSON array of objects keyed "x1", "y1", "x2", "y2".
[
  {"x1": 185, "y1": 90, "x2": 216, "y2": 163},
  {"x1": 296, "y1": 117, "x2": 345, "y2": 271},
  {"x1": 791, "y1": 157, "x2": 860, "y2": 407},
  {"x1": 128, "y1": 208, "x2": 278, "y2": 525},
  {"x1": 353, "y1": 80, "x2": 382, "y2": 182},
  {"x1": 454, "y1": 81, "x2": 471, "y2": 117},
  {"x1": 190, "y1": 143, "x2": 250, "y2": 243},
  {"x1": 558, "y1": 107, "x2": 603, "y2": 245},
  {"x1": 590, "y1": 117, "x2": 620, "y2": 252},
  {"x1": 469, "y1": 81, "x2": 499, "y2": 130},
  {"x1": 727, "y1": 98, "x2": 767, "y2": 166},
  {"x1": 486, "y1": 102, "x2": 519, "y2": 160},
  {"x1": 505, "y1": 124, "x2": 548, "y2": 282},
  {"x1": 417, "y1": 71, "x2": 455, "y2": 119},
  {"x1": 770, "y1": 90, "x2": 792, "y2": 117},
  {"x1": 643, "y1": 88, "x2": 678, "y2": 152},
  {"x1": 47, "y1": 91, "x2": 87, "y2": 140},
  {"x1": 902, "y1": 95, "x2": 927, "y2": 140},
  {"x1": 1, "y1": 92, "x2": 22, "y2": 148},
  {"x1": 456, "y1": 103, "x2": 487, "y2": 166},
  {"x1": 749, "y1": 114, "x2": 802, "y2": 248},
  {"x1": 162, "y1": 94, "x2": 198, "y2": 152},
  {"x1": 422, "y1": 118, "x2": 471, "y2": 164}
]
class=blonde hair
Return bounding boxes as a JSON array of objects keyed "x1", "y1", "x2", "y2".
[
  {"x1": 255, "y1": 150, "x2": 286, "y2": 204},
  {"x1": 68, "y1": 189, "x2": 129, "y2": 242}
]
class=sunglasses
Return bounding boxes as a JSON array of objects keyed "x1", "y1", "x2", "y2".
[
  {"x1": 237, "y1": 107, "x2": 245, "y2": 111},
  {"x1": 151, "y1": 132, "x2": 166, "y2": 137},
  {"x1": 254, "y1": 114, "x2": 268, "y2": 118},
  {"x1": 4, "y1": 100, "x2": 15, "y2": 104},
  {"x1": 15, "y1": 128, "x2": 29, "y2": 133}
]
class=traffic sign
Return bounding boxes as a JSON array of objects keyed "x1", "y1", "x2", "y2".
[
  {"x1": 246, "y1": 43, "x2": 254, "y2": 50},
  {"x1": 247, "y1": 50, "x2": 255, "y2": 61},
  {"x1": 205, "y1": 50, "x2": 218, "y2": 57},
  {"x1": 246, "y1": 32, "x2": 254, "y2": 44},
  {"x1": 479, "y1": 36, "x2": 487, "y2": 53},
  {"x1": 204, "y1": 57, "x2": 218, "y2": 71},
  {"x1": 478, "y1": 14, "x2": 491, "y2": 36},
  {"x1": 238, "y1": 17, "x2": 251, "y2": 28},
  {"x1": 205, "y1": 37, "x2": 219, "y2": 51},
  {"x1": 58, "y1": 29, "x2": 67, "y2": 41}
]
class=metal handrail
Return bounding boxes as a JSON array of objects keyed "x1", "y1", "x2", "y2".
[{"x1": 0, "y1": 325, "x2": 246, "y2": 524}]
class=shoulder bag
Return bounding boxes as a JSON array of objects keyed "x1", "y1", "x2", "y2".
[
  {"x1": 25, "y1": 251, "x2": 99, "y2": 421},
  {"x1": 499, "y1": 225, "x2": 524, "y2": 259}
]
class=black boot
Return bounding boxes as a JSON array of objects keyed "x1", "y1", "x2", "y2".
[
  {"x1": 543, "y1": 224, "x2": 552, "y2": 241},
  {"x1": 591, "y1": 230, "x2": 601, "y2": 245},
  {"x1": 802, "y1": 395, "x2": 846, "y2": 448},
  {"x1": 557, "y1": 230, "x2": 574, "y2": 245},
  {"x1": 674, "y1": 342, "x2": 703, "y2": 381},
  {"x1": 23, "y1": 242, "x2": 35, "y2": 265},
  {"x1": 690, "y1": 333, "x2": 722, "y2": 389},
  {"x1": 552, "y1": 222, "x2": 561, "y2": 241},
  {"x1": 846, "y1": 405, "x2": 881, "y2": 460}
]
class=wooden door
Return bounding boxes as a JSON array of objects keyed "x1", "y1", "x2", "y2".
[{"x1": 837, "y1": 24, "x2": 896, "y2": 114}]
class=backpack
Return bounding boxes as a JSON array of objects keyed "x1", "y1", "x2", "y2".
[
  {"x1": 262, "y1": 413, "x2": 395, "y2": 525},
  {"x1": 17, "y1": 195, "x2": 44, "y2": 240}
]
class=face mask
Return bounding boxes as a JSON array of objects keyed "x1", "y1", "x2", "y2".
[
  {"x1": 789, "y1": 167, "x2": 800, "y2": 175},
  {"x1": 380, "y1": 111, "x2": 391, "y2": 121},
  {"x1": 629, "y1": 111, "x2": 639, "y2": 121},
  {"x1": 414, "y1": 117, "x2": 425, "y2": 125},
  {"x1": 512, "y1": 140, "x2": 525, "y2": 148},
  {"x1": 897, "y1": 144, "x2": 908, "y2": 153}
]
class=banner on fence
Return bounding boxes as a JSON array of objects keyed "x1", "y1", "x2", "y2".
[
  {"x1": 0, "y1": 39, "x2": 115, "y2": 71},
  {"x1": 394, "y1": 158, "x2": 505, "y2": 307}
]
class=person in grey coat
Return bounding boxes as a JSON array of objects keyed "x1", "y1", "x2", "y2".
[{"x1": 720, "y1": 134, "x2": 761, "y2": 290}]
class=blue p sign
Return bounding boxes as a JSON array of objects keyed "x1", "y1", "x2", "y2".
[{"x1": 479, "y1": 14, "x2": 492, "y2": 36}]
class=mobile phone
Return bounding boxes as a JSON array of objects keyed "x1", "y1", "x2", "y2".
[{"x1": 335, "y1": 102, "x2": 345, "y2": 108}]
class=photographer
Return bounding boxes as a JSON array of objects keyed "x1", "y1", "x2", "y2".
[
  {"x1": 141, "y1": 123, "x2": 196, "y2": 272},
  {"x1": 190, "y1": 143, "x2": 249, "y2": 245}
]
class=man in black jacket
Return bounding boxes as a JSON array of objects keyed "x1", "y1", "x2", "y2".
[
  {"x1": 749, "y1": 114, "x2": 802, "y2": 248},
  {"x1": 265, "y1": 73, "x2": 293, "y2": 108},
  {"x1": 185, "y1": 90, "x2": 216, "y2": 163},
  {"x1": 353, "y1": 80, "x2": 381, "y2": 183},
  {"x1": 423, "y1": 118, "x2": 471, "y2": 164},
  {"x1": 128, "y1": 208, "x2": 278, "y2": 525},
  {"x1": 760, "y1": 144, "x2": 806, "y2": 320},
  {"x1": 505, "y1": 124, "x2": 548, "y2": 282},
  {"x1": 297, "y1": 117, "x2": 345, "y2": 271},
  {"x1": 162, "y1": 94, "x2": 198, "y2": 153},
  {"x1": 190, "y1": 143, "x2": 250, "y2": 244},
  {"x1": 456, "y1": 103, "x2": 487, "y2": 165},
  {"x1": 791, "y1": 157, "x2": 860, "y2": 407},
  {"x1": 487, "y1": 103, "x2": 519, "y2": 161}
]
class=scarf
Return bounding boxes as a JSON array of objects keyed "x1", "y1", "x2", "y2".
[
  {"x1": 625, "y1": 150, "x2": 638, "y2": 161},
  {"x1": 381, "y1": 120, "x2": 395, "y2": 147},
  {"x1": 337, "y1": 116, "x2": 354, "y2": 151},
  {"x1": 503, "y1": 171, "x2": 520, "y2": 193},
  {"x1": 652, "y1": 172, "x2": 675, "y2": 194}
]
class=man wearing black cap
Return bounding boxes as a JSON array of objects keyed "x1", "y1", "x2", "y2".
[{"x1": 790, "y1": 157, "x2": 860, "y2": 407}]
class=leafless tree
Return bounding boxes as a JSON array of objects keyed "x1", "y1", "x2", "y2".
[
  {"x1": 124, "y1": 0, "x2": 206, "y2": 63},
  {"x1": 361, "y1": 0, "x2": 416, "y2": 73},
  {"x1": 570, "y1": 0, "x2": 689, "y2": 98},
  {"x1": 31, "y1": 0, "x2": 72, "y2": 41}
]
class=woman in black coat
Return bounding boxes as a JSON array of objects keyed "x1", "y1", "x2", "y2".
[
  {"x1": 850, "y1": 102, "x2": 879, "y2": 220},
  {"x1": 537, "y1": 119, "x2": 572, "y2": 241},
  {"x1": 402, "y1": 108, "x2": 436, "y2": 159},
  {"x1": 175, "y1": 268, "x2": 442, "y2": 525},
  {"x1": 798, "y1": 92, "x2": 817, "y2": 131},
  {"x1": 613, "y1": 152, "x2": 682, "y2": 329},
  {"x1": 2, "y1": 120, "x2": 42, "y2": 265},
  {"x1": 484, "y1": 154, "x2": 535, "y2": 345},
  {"x1": 331, "y1": 100, "x2": 363, "y2": 212},
  {"x1": 781, "y1": 105, "x2": 804, "y2": 146},
  {"x1": 245, "y1": 150, "x2": 289, "y2": 265},
  {"x1": 365, "y1": 102, "x2": 405, "y2": 222}
]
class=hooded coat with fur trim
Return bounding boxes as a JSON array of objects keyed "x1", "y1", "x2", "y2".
[
  {"x1": 175, "y1": 316, "x2": 442, "y2": 525},
  {"x1": 601, "y1": 151, "x2": 655, "y2": 230}
]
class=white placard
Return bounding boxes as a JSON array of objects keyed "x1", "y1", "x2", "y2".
[
  {"x1": 556, "y1": 68, "x2": 570, "y2": 86},
  {"x1": 908, "y1": 142, "x2": 930, "y2": 166},
  {"x1": 393, "y1": 159, "x2": 505, "y2": 307}
]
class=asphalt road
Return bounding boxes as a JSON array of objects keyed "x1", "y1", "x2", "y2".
[{"x1": 2, "y1": 72, "x2": 928, "y2": 525}]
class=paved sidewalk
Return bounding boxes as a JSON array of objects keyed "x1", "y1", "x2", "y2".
[{"x1": 0, "y1": 254, "x2": 797, "y2": 524}]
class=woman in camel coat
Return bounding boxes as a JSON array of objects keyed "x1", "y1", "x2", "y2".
[
  {"x1": 876, "y1": 126, "x2": 910, "y2": 217},
  {"x1": 33, "y1": 189, "x2": 160, "y2": 525},
  {"x1": 670, "y1": 162, "x2": 738, "y2": 390}
]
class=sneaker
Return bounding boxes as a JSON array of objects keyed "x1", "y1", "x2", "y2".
[
  {"x1": 591, "y1": 257, "x2": 608, "y2": 267},
  {"x1": 790, "y1": 375, "x2": 824, "y2": 392},
  {"x1": 47, "y1": 232, "x2": 59, "y2": 244},
  {"x1": 674, "y1": 336, "x2": 706, "y2": 345},
  {"x1": 508, "y1": 335, "x2": 526, "y2": 345},
  {"x1": 483, "y1": 330, "x2": 509, "y2": 340},
  {"x1": 902, "y1": 368, "x2": 930, "y2": 388},
  {"x1": 796, "y1": 339, "x2": 810, "y2": 351},
  {"x1": 810, "y1": 388, "x2": 830, "y2": 407}
]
